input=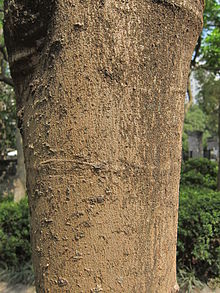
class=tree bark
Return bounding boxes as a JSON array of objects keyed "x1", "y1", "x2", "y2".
[{"x1": 4, "y1": 1, "x2": 203, "y2": 292}]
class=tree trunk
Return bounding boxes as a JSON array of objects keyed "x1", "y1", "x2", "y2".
[
  {"x1": 14, "y1": 127, "x2": 26, "y2": 202},
  {"x1": 217, "y1": 102, "x2": 220, "y2": 191},
  {"x1": 4, "y1": 1, "x2": 203, "y2": 292}
]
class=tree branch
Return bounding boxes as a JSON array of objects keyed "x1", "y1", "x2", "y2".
[
  {"x1": 0, "y1": 74, "x2": 14, "y2": 86},
  {"x1": 0, "y1": 44, "x2": 8, "y2": 62},
  {"x1": 194, "y1": 63, "x2": 219, "y2": 74},
  {"x1": 191, "y1": 35, "x2": 201, "y2": 68},
  {"x1": 0, "y1": 54, "x2": 14, "y2": 87},
  {"x1": 185, "y1": 74, "x2": 194, "y2": 115}
]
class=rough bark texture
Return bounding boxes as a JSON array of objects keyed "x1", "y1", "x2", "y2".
[{"x1": 4, "y1": 0, "x2": 203, "y2": 292}]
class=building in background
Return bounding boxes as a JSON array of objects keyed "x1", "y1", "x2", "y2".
[
  {"x1": 188, "y1": 131, "x2": 203, "y2": 158},
  {"x1": 206, "y1": 137, "x2": 219, "y2": 161}
]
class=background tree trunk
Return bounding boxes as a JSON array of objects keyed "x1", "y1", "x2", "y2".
[
  {"x1": 14, "y1": 127, "x2": 26, "y2": 202},
  {"x1": 4, "y1": 1, "x2": 203, "y2": 292}
]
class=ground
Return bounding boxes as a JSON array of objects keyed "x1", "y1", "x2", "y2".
[
  {"x1": 0, "y1": 283, "x2": 35, "y2": 293},
  {"x1": 0, "y1": 283, "x2": 219, "y2": 292}
]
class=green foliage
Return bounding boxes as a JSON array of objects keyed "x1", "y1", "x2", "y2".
[
  {"x1": 191, "y1": 0, "x2": 220, "y2": 69},
  {"x1": 0, "y1": 197, "x2": 31, "y2": 268},
  {"x1": 0, "y1": 86, "x2": 16, "y2": 158},
  {"x1": 203, "y1": 0, "x2": 220, "y2": 29},
  {"x1": 0, "y1": 0, "x2": 3, "y2": 34},
  {"x1": 202, "y1": 0, "x2": 220, "y2": 74},
  {"x1": 181, "y1": 158, "x2": 218, "y2": 178},
  {"x1": 178, "y1": 186, "x2": 220, "y2": 281},
  {"x1": 184, "y1": 105, "x2": 207, "y2": 133},
  {"x1": 202, "y1": 28, "x2": 220, "y2": 74},
  {"x1": 208, "y1": 276, "x2": 220, "y2": 290},
  {"x1": 178, "y1": 268, "x2": 204, "y2": 293},
  {"x1": 0, "y1": 1, "x2": 16, "y2": 158},
  {"x1": 0, "y1": 261, "x2": 34, "y2": 285},
  {"x1": 181, "y1": 158, "x2": 218, "y2": 189},
  {"x1": 0, "y1": 196, "x2": 34, "y2": 285},
  {"x1": 196, "y1": 70, "x2": 220, "y2": 139},
  {"x1": 179, "y1": 158, "x2": 220, "y2": 285},
  {"x1": 197, "y1": 71, "x2": 220, "y2": 109},
  {"x1": 186, "y1": 0, "x2": 220, "y2": 149},
  {"x1": 182, "y1": 105, "x2": 210, "y2": 153}
]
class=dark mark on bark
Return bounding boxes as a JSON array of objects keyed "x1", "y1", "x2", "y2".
[
  {"x1": 58, "y1": 277, "x2": 68, "y2": 287},
  {"x1": 99, "y1": 0, "x2": 105, "y2": 7},
  {"x1": 151, "y1": 0, "x2": 180, "y2": 10},
  {"x1": 49, "y1": 40, "x2": 63, "y2": 56},
  {"x1": 74, "y1": 231, "x2": 85, "y2": 241},
  {"x1": 73, "y1": 23, "x2": 84, "y2": 31},
  {"x1": 85, "y1": 196, "x2": 105, "y2": 205},
  {"x1": 17, "y1": 107, "x2": 24, "y2": 135}
]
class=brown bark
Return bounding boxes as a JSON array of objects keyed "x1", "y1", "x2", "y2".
[{"x1": 4, "y1": 1, "x2": 203, "y2": 292}]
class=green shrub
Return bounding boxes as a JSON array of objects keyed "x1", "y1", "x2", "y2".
[
  {"x1": 178, "y1": 186, "x2": 220, "y2": 281},
  {"x1": 0, "y1": 260, "x2": 34, "y2": 285},
  {"x1": 181, "y1": 158, "x2": 218, "y2": 189},
  {"x1": 0, "y1": 197, "x2": 31, "y2": 268},
  {"x1": 178, "y1": 267, "x2": 204, "y2": 293}
]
